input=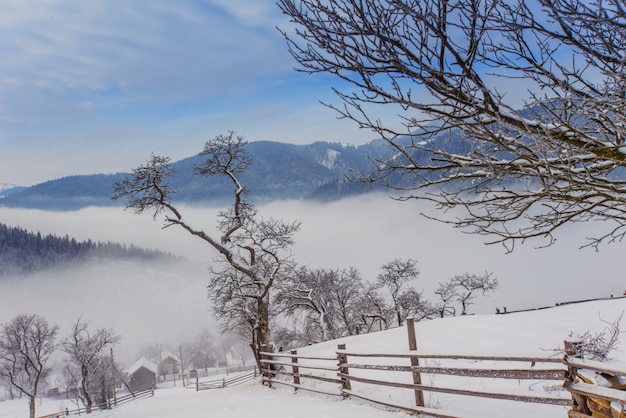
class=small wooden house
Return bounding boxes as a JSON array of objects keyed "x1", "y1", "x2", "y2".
[
  {"x1": 158, "y1": 350, "x2": 180, "y2": 376},
  {"x1": 128, "y1": 357, "x2": 158, "y2": 392}
]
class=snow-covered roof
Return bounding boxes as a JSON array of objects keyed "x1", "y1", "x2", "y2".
[
  {"x1": 160, "y1": 350, "x2": 180, "y2": 362},
  {"x1": 128, "y1": 357, "x2": 158, "y2": 375}
]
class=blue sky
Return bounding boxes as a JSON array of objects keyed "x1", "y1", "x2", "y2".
[{"x1": 0, "y1": 1, "x2": 381, "y2": 186}]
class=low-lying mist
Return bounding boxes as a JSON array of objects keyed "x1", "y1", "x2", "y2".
[
  {"x1": 1, "y1": 193, "x2": 623, "y2": 366},
  {"x1": 0, "y1": 258, "x2": 210, "y2": 366}
]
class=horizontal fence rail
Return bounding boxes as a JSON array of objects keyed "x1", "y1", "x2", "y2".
[
  {"x1": 193, "y1": 368, "x2": 258, "y2": 391},
  {"x1": 260, "y1": 349, "x2": 343, "y2": 397},
  {"x1": 37, "y1": 388, "x2": 154, "y2": 418},
  {"x1": 260, "y1": 346, "x2": 571, "y2": 416},
  {"x1": 259, "y1": 319, "x2": 626, "y2": 417},
  {"x1": 336, "y1": 348, "x2": 572, "y2": 407}
]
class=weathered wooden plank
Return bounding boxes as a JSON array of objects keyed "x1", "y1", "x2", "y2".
[
  {"x1": 260, "y1": 358, "x2": 338, "y2": 372},
  {"x1": 291, "y1": 349, "x2": 300, "y2": 391},
  {"x1": 260, "y1": 368, "x2": 342, "y2": 385},
  {"x1": 340, "y1": 373, "x2": 572, "y2": 406},
  {"x1": 268, "y1": 379, "x2": 343, "y2": 397},
  {"x1": 338, "y1": 343, "x2": 351, "y2": 392},
  {"x1": 337, "y1": 350, "x2": 564, "y2": 363},
  {"x1": 295, "y1": 373, "x2": 343, "y2": 384},
  {"x1": 564, "y1": 381, "x2": 626, "y2": 404},
  {"x1": 259, "y1": 351, "x2": 336, "y2": 361},
  {"x1": 406, "y1": 318, "x2": 425, "y2": 407},
  {"x1": 343, "y1": 363, "x2": 566, "y2": 380},
  {"x1": 565, "y1": 357, "x2": 626, "y2": 377},
  {"x1": 567, "y1": 410, "x2": 593, "y2": 418},
  {"x1": 343, "y1": 389, "x2": 483, "y2": 418}
]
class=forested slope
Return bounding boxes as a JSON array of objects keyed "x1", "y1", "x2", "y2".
[{"x1": 0, "y1": 223, "x2": 177, "y2": 277}]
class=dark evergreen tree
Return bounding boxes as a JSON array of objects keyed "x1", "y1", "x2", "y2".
[{"x1": 0, "y1": 223, "x2": 179, "y2": 277}]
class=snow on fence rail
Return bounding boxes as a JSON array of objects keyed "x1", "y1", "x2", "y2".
[
  {"x1": 37, "y1": 388, "x2": 154, "y2": 418},
  {"x1": 191, "y1": 368, "x2": 259, "y2": 391},
  {"x1": 260, "y1": 351, "x2": 343, "y2": 397},
  {"x1": 562, "y1": 349, "x2": 626, "y2": 418},
  {"x1": 260, "y1": 318, "x2": 626, "y2": 418}
]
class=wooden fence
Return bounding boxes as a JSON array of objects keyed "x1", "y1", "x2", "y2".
[
  {"x1": 38, "y1": 388, "x2": 154, "y2": 418},
  {"x1": 563, "y1": 354, "x2": 626, "y2": 417},
  {"x1": 260, "y1": 319, "x2": 626, "y2": 418},
  {"x1": 191, "y1": 368, "x2": 259, "y2": 391}
]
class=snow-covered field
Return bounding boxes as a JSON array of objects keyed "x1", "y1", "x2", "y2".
[
  {"x1": 1, "y1": 379, "x2": 406, "y2": 418},
  {"x1": 2, "y1": 297, "x2": 625, "y2": 418}
]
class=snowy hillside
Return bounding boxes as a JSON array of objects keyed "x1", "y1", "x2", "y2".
[
  {"x1": 2, "y1": 298, "x2": 624, "y2": 418},
  {"x1": 0, "y1": 182, "x2": 25, "y2": 197},
  {"x1": 0, "y1": 182, "x2": 12, "y2": 192}
]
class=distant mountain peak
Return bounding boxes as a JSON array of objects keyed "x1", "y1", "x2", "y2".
[
  {"x1": 0, "y1": 182, "x2": 26, "y2": 198},
  {"x1": 0, "y1": 182, "x2": 19, "y2": 192},
  {"x1": 0, "y1": 141, "x2": 384, "y2": 211}
]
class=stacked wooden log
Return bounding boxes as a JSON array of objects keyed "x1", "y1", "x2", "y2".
[{"x1": 577, "y1": 370, "x2": 626, "y2": 418}]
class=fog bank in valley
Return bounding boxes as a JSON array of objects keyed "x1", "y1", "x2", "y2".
[
  {"x1": 0, "y1": 258, "x2": 209, "y2": 365},
  {"x1": 0, "y1": 194, "x2": 623, "y2": 366}
]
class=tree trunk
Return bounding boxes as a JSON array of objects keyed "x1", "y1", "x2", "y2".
[
  {"x1": 82, "y1": 366, "x2": 92, "y2": 413},
  {"x1": 254, "y1": 297, "x2": 274, "y2": 377},
  {"x1": 28, "y1": 395, "x2": 35, "y2": 418},
  {"x1": 256, "y1": 297, "x2": 272, "y2": 355},
  {"x1": 250, "y1": 342, "x2": 261, "y2": 372},
  {"x1": 320, "y1": 311, "x2": 329, "y2": 341}
]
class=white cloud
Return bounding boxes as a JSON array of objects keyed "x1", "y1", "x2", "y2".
[
  {"x1": 207, "y1": 0, "x2": 287, "y2": 27},
  {"x1": 1, "y1": 0, "x2": 344, "y2": 185},
  {"x1": 0, "y1": 0, "x2": 292, "y2": 119}
]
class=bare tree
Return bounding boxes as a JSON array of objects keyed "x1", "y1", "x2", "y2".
[
  {"x1": 0, "y1": 367, "x2": 17, "y2": 400},
  {"x1": 60, "y1": 364, "x2": 81, "y2": 406},
  {"x1": 272, "y1": 326, "x2": 302, "y2": 351},
  {"x1": 450, "y1": 272, "x2": 498, "y2": 315},
  {"x1": 399, "y1": 288, "x2": 432, "y2": 322},
  {"x1": 62, "y1": 317, "x2": 120, "y2": 413},
  {"x1": 229, "y1": 337, "x2": 254, "y2": 369},
  {"x1": 374, "y1": 259, "x2": 426, "y2": 326},
  {"x1": 575, "y1": 313, "x2": 623, "y2": 361},
  {"x1": 432, "y1": 280, "x2": 458, "y2": 318},
  {"x1": 276, "y1": 266, "x2": 364, "y2": 341},
  {"x1": 113, "y1": 132, "x2": 300, "y2": 368},
  {"x1": 184, "y1": 329, "x2": 217, "y2": 373},
  {"x1": 359, "y1": 284, "x2": 394, "y2": 332},
  {"x1": 332, "y1": 267, "x2": 368, "y2": 335},
  {"x1": 89, "y1": 355, "x2": 119, "y2": 408},
  {"x1": 0, "y1": 314, "x2": 58, "y2": 418},
  {"x1": 279, "y1": 0, "x2": 626, "y2": 250}
]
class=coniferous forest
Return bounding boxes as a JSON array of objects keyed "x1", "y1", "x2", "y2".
[{"x1": 0, "y1": 223, "x2": 178, "y2": 277}]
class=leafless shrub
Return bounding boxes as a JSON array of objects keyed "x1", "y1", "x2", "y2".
[{"x1": 571, "y1": 313, "x2": 623, "y2": 361}]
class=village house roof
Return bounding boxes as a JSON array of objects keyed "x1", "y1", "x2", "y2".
[
  {"x1": 128, "y1": 357, "x2": 158, "y2": 376},
  {"x1": 160, "y1": 350, "x2": 180, "y2": 363}
]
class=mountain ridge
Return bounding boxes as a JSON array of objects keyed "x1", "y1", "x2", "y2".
[{"x1": 0, "y1": 140, "x2": 389, "y2": 211}]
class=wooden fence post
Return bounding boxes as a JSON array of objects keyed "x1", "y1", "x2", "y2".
[
  {"x1": 291, "y1": 349, "x2": 300, "y2": 392},
  {"x1": 337, "y1": 343, "x2": 351, "y2": 396},
  {"x1": 196, "y1": 375, "x2": 199, "y2": 392},
  {"x1": 406, "y1": 317, "x2": 425, "y2": 407},
  {"x1": 564, "y1": 340, "x2": 590, "y2": 415}
]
